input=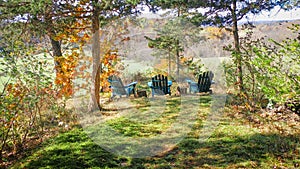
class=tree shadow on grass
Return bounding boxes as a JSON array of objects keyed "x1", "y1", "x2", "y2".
[
  {"x1": 128, "y1": 133, "x2": 299, "y2": 168},
  {"x1": 14, "y1": 128, "x2": 126, "y2": 169},
  {"x1": 13, "y1": 94, "x2": 298, "y2": 168},
  {"x1": 15, "y1": 126, "x2": 299, "y2": 169}
]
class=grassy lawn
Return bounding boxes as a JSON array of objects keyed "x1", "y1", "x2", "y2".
[{"x1": 11, "y1": 96, "x2": 300, "y2": 169}]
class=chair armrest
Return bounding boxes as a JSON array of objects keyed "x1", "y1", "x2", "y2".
[
  {"x1": 148, "y1": 81, "x2": 153, "y2": 88},
  {"x1": 167, "y1": 80, "x2": 172, "y2": 87},
  {"x1": 187, "y1": 80, "x2": 214, "y2": 85},
  {"x1": 186, "y1": 79, "x2": 196, "y2": 84},
  {"x1": 148, "y1": 81, "x2": 172, "y2": 88},
  {"x1": 187, "y1": 81, "x2": 197, "y2": 86},
  {"x1": 125, "y1": 81, "x2": 137, "y2": 87}
]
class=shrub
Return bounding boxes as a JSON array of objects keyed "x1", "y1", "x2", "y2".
[
  {"x1": 0, "y1": 42, "x2": 69, "y2": 162},
  {"x1": 224, "y1": 24, "x2": 300, "y2": 110}
]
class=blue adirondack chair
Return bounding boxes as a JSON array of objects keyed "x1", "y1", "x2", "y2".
[
  {"x1": 108, "y1": 75, "x2": 137, "y2": 98},
  {"x1": 187, "y1": 71, "x2": 214, "y2": 94},
  {"x1": 148, "y1": 74, "x2": 172, "y2": 97}
]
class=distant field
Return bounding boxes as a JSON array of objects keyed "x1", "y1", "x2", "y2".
[
  {"x1": 0, "y1": 44, "x2": 232, "y2": 94},
  {"x1": 121, "y1": 59, "x2": 153, "y2": 73}
]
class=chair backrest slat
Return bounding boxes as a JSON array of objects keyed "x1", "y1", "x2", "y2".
[
  {"x1": 152, "y1": 74, "x2": 169, "y2": 95},
  {"x1": 197, "y1": 71, "x2": 213, "y2": 92}
]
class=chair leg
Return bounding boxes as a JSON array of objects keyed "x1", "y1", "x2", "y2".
[
  {"x1": 111, "y1": 93, "x2": 115, "y2": 98},
  {"x1": 109, "y1": 94, "x2": 116, "y2": 101},
  {"x1": 132, "y1": 87, "x2": 137, "y2": 98}
]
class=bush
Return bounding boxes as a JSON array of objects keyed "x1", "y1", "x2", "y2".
[
  {"x1": 0, "y1": 42, "x2": 69, "y2": 162},
  {"x1": 224, "y1": 24, "x2": 300, "y2": 110}
]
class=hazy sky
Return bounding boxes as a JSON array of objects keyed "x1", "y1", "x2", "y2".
[
  {"x1": 140, "y1": 6, "x2": 300, "y2": 22},
  {"x1": 241, "y1": 6, "x2": 300, "y2": 22}
]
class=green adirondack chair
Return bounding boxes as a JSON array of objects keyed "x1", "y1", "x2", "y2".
[
  {"x1": 187, "y1": 71, "x2": 214, "y2": 94},
  {"x1": 148, "y1": 74, "x2": 172, "y2": 97},
  {"x1": 108, "y1": 75, "x2": 137, "y2": 99}
]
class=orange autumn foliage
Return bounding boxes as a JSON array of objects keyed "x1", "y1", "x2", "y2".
[
  {"x1": 100, "y1": 50, "x2": 120, "y2": 92},
  {"x1": 206, "y1": 27, "x2": 227, "y2": 40},
  {"x1": 54, "y1": 51, "x2": 79, "y2": 97},
  {"x1": 52, "y1": 18, "x2": 90, "y2": 98}
]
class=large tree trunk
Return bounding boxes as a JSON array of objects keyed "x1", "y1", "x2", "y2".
[
  {"x1": 88, "y1": 0, "x2": 101, "y2": 111},
  {"x1": 231, "y1": 0, "x2": 244, "y2": 93},
  {"x1": 45, "y1": 2, "x2": 64, "y2": 78},
  {"x1": 50, "y1": 38, "x2": 63, "y2": 75},
  {"x1": 176, "y1": 39, "x2": 180, "y2": 80},
  {"x1": 168, "y1": 48, "x2": 171, "y2": 75}
]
